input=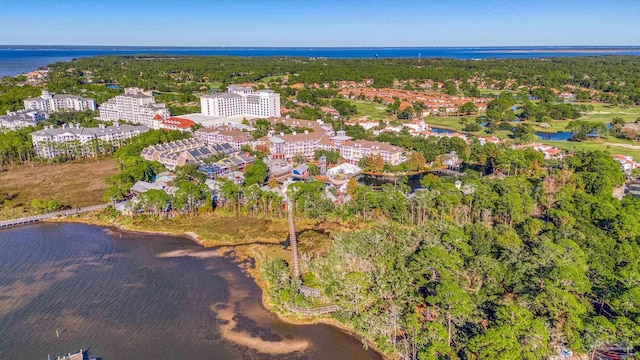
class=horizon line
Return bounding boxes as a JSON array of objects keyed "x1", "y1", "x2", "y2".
[{"x1": 2, "y1": 44, "x2": 640, "y2": 49}]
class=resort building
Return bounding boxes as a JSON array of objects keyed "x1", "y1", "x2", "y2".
[
  {"x1": 23, "y1": 90, "x2": 96, "y2": 113},
  {"x1": 259, "y1": 130, "x2": 323, "y2": 160},
  {"x1": 253, "y1": 120, "x2": 403, "y2": 165},
  {"x1": 194, "y1": 126, "x2": 253, "y2": 151},
  {"x1": 200, "y1": 85, "x2": 280, "y2": 118},
  {"x1": 336, "y1": 139, "x2": 403, "y2": 166},
  {"x1": 98, "y1": 87, "x2": 170, "y2": 128},
  {"x1": 0, "y1": 109, "x2": 48, "y2": 130},
  {"x1": 30, "y1": 123, "x2": 148, "y2": 158}
]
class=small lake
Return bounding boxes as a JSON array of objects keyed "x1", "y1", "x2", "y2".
[
  {"x1": 536, "y1": 131, "x2": 573, "y2": 141},
  {"x1": 0, "y1": 223, "x2": 381, "y2": 360},
  {"x1": 429, "y1": 127, "x2": 455, "y2": 134}
]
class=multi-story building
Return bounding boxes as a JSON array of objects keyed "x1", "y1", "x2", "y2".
[
  {"x1": 200, "y1": 85, "x2": 280, "y2": 118},
  {"x1": 337, "y1": 139, "x2": 403, "y2": 165},
  {"x1": 194, "y1": 126, "x2": 253, "y2": 151},
  {"x1": 98, "y1": 87, "x2": 170, "y2": 128},
  {"x1": 30, "y1": 123, "x2": 148, "y2": 158},
  {"x1": 200, "y1": 93, "x2": 245, "y2": 117},
  {"x1": 254, "y1": 124, "x2": 403, "y2": 165},
  {"x1": 260, "y1": 130, "x2": 326, "y2": 160},
  {"x1": 0, "y1": 109, "x2": 48, "y2": 130},
  {"x1": 23, "y1": 90, "x2": 96, "y2": 113}
]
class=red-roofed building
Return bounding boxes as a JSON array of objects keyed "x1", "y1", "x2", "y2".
[
  {"x1": 399, "y1": 101, "x2": 412, "y2": 111},
  {"x1": 613, "y1": 154, "x2": 640, "y2": 172},
  {"x1": 161, "y1": 117, "x2": 196, "y2": 132}
]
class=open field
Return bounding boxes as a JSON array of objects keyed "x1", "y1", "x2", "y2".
[
  {"x1": 204, "y1": 81, "x2": 223, "y2": 90},
  {"x1": 258, "y1": 75, "x2": 286, "y2": 83},
  {"x1": 541, "y1": 139, "x2": 640, "y2": 159},
  {"x1": 348, "y1": 100, "x2": 389, "y2": 120},
  {"x1": 73, "y1": 209, "x2": 355, "y2": 249},
  {"x1": 0, "y1": 159, "x2": 118, "y2": 220},
  {"x1": 477, "y1": 88, "x2": 512, "y2": 96},
  {"x1": 423, "y1": 115, "x2": 640, "y2": 159},
  {"x1": 531, "y1": 103, "x2": 640, "y2": 132},
  {"x1": 424, "y1": 115, "x2": 469, "y2": 131}
]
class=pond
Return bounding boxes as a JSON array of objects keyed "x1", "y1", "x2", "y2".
[{"x1": 535, "y1": 131, "x2": 573, "y2": 141}]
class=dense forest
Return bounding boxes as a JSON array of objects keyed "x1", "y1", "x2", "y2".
[
  {"x1": 41, "y1": 55, "x2": 640, "y2": 105},
  {"x1": 260, "y1": 150, "x2": 640, "y2": 359}
]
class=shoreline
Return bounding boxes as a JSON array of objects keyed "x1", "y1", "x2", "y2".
[{"x1": 44, "y1": 214, "x2": 390, "y2": 359}]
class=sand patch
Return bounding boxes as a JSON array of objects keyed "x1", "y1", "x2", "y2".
[
  {"x1": 212, "y1": 304, "x2": 309, "y2": 354},
  {"x1": 0, "y1": 261, "x2": 79, "y2": 317},
  {"x1": 210, "y1": 271, "x2": 310, "y2": 355}
]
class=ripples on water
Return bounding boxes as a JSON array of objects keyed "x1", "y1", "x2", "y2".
[{"x1": 0, "y1": 223, "x2": 380, "y2": 360}]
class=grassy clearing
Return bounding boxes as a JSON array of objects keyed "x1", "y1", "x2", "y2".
[
  {"x1": 258, "y1": 75, "x2": 286, "y2": 83},
  {"x1": 581, "y1": 102, "x2": 640, "y2": 123},
  {"x1": 530, "y1": 103, "x2": 640, "y2": 132},
  {"x1": 90, "y1": 209, "x2": 352, "y2": 248},
  {"x1": 477, "y1": 88, "x2": 511, "y2": 96},
  {"x1": 541, "y1": 139, "x2": 640, "y2": 159},
  {"x1": 203, "y1": 81, "x2": 223, "y2": 90},
  {"x1": 424, "y1": 116, "x2": 468, "y2": 131},
  {"x1": 422, "y1": 115, "x2": 640, "y2": 159},
  {"x1": 348, "y1": 100, "x2": 389, "y2": 120},
  {"x1": 0, "y1": 159, "x2": 118, "y2": 220}
]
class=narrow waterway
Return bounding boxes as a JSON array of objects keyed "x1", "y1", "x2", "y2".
[{"x1": 0, "y1": 223, "x2": 381, "y2": 359}]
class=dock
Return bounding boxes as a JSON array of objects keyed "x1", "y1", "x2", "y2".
[
  {"x1": 53, "y1": 349, "x2": 88, "y2": 360},
  {"x1": 0, "y1": 204, "x2": 108, "y2": 230}
]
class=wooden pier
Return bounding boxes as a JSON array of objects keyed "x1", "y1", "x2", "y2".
[
  {"x1": 287, "y1": 199, "x2": 301, "y2": 279},
  {"x1": 285, "y1": 304, "x2": 339, "y2": 317},
  {"x1": 0, "y1": 204, "x2": 108, "y2": 230}
]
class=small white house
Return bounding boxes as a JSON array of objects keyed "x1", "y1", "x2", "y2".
[{"x1": 327, "y1": 162, "x2": 362, "y2": 180}]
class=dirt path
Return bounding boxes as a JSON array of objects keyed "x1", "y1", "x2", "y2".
[{"x1": 603, "y1": 142, "x2": 640, "y2": 150}]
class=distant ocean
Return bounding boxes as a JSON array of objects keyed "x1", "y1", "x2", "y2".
[{"x1": 1, "y1": 45, "x2": 640, "y2": 78}]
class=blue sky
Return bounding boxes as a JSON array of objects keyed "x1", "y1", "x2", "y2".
[{"x1": 1, "y1": 0, "x2": 639, "y2": 46}]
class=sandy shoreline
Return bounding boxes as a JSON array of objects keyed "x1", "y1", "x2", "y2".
[{"x1": 44, "y1": 215, "x2": 390, "y2": 359}]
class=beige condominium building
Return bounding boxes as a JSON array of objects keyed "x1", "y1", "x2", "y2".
[{"x1": 98, "y1": 87, "x2": 170, "y2": 128}]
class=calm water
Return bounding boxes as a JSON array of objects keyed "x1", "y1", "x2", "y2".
[
  {"x1": 0, "y1": 223, "x2": 381, "y2": 360},
  {"x1": 359, "y1": 173, "x2": 425, "y2": 191},
  {"x1": 2, "y1": 45, "x2": 640, "y2": 77},
  {"x1": 536, "y1": 131, "x2": 574, "y2": 141}
]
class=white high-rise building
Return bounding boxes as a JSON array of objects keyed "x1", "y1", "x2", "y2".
[
  {"x1": 98, "y1": 87, "x2": 170, "y2": 128},
  {"x1": 200, "y1": 85, "x2": 280, "y2": 118},
  {"x1": 23, "y1": 90, "x2": 96, "y2": 113}
]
